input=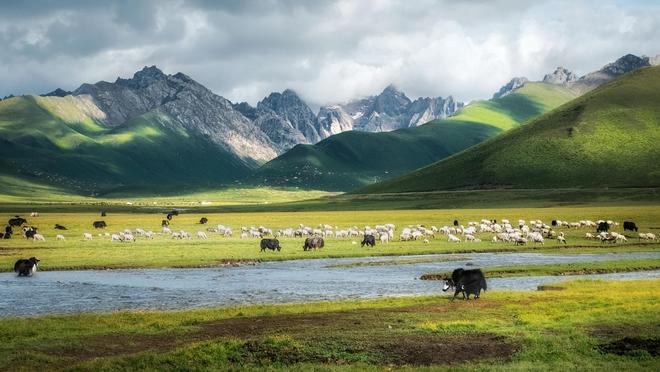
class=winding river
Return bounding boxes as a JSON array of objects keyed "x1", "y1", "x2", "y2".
[{"x1": 1, "y1": 252, "x2": 659, "y2": 317}]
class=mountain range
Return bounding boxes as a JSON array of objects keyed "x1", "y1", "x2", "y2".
[
  {"x1": 249, "y1": 53, "x2": 659, "y2": 190},
  {"x1": 0, "y1": 53, "x2": 657, "y2": 195},
  {"x1": 360, "y1": 64, "x2": 660, "y2": 193}
]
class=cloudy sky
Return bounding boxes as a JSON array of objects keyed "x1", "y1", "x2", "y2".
[{"x1": 1, "y1": 0, "x2": 659, "y2": 106}]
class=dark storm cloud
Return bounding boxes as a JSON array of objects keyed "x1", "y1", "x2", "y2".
[{"x1": 0, "y1": 0, "x2": 658, "y2": 106}]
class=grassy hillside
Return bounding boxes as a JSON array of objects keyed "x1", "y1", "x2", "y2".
[
  {"x1": 250, "y1": 83, "x2": 576, "y2": 191},
  {"x1": 0, "y1": 96, "x2": 253, "y2": 195},
  {"x1": 361, "y1": 66, "x2": 660, "y2": 193}
]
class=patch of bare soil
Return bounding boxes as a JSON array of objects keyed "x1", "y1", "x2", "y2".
[
  {"x1": 376, "y1": 333, "x2": 517, "y2": 365},
  {"x1": 45, "y1": 307, "x2": 518, "y2": 367},
  {"x1": 598, "y1": 337, "x2": 659, "y2": 356}
]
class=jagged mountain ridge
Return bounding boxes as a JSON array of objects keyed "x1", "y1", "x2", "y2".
[
  {"x1": 234, "y1": 84, "x2": 464, "y2": 146},
  {"x1": 493, "y1": 53, "x2": 660, "y2": 98}
]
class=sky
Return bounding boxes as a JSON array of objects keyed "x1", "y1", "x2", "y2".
[{"x1": 1, "y1": 0, "x2": 659, "y2": 107}]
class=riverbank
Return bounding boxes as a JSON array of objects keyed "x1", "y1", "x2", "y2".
[
  {"x1": 2, "y1": 279, "x2": 658, "y2": 370},
  {"x1": 1, "y1": 206, "x2": 659, "y2": 272},
  {"x1": 420, "y1": 258, "x2": 660, "y2": 280}
]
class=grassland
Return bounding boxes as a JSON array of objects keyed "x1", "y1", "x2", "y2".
[
  {"x1": 1, "y1": 205, "x2": 658, "y2": 271},
  {"x1": 1, "y1": 279, "x2": 658, "y2": 370},
  {"x1": 250, "y1": 82, "x2": 576, "y2": 191},
  {"x1": 0, "y1": 96, "x2": 255, "y2": 195},
  {"x1": 420, "y1": 258, "x2": 660, "y2": 280},
  {"x1": 362, "y1": 66, "x2": 660, "y2": 193}
]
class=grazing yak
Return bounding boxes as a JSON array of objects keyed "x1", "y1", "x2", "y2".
[
  {"x1": 199, "y1": 217, "x2": 208, "y2": 224},
  {"x1": 93, "y1": 221, "x2": 107, "y2": 229},
  {"x1": 260, "y1": 238, "x2": 281, "y2": 252},
  {"x1": 14, "y1": 257, "x2": 40, "y2": 277},
  {"x1": 623, "y1": 221, "x2": 638, "y2": 232},
  {"x1": 442, "y1": 268, "x2": 487, "y2": 300},
  {"x1": 8, "y1": 217, "x2": 27, "y2": 227},
  {"x1": 101, "y1": 211, "x2": 107, "y2": 217},
  {"x1": 361, "y1": 234, "x2": 376, "y2": 247},
  {"x1": 23, "y1": 227, "x2": 37, "y2": 239},
  {"x1": 4, "y1": 225, "x2": 13, "y2": 239},
  {"x1": 303, "y1": 237, "x2": 324, "y2": 251},
  {"x1": 596, "y1": 221, "x2": 610, "y2": 233},
  {"x1": 54, "y1": 224, "x2": 67, "y2": 230}
]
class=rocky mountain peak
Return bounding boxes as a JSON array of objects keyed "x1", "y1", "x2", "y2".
[
  {"x1": 602, "y1": 54, "x2": 650, "y2": 75},
  {"x1": 258, "y1": 89, "x2": 320, "y2": 143},
  {"x1": 116, "y1": 65, "x2": 167, "y2": 89},
  {"x1": 543, "y1": 67, "x2": 578, "y2": 84},
  {"x1": 41, "y1": 88, "x2": 71, "y2": 97},
  {"x1": 492, "y1": 77, "x2": 528, "y2": 99},
  {"x1": 374, "y1": 84, "x2": 411, "y2": 116}
]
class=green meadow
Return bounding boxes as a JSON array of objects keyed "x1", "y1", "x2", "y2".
[
  {"x1": 1, "y1": 205, "x2": 658, "y2": 271},
  {"x1": 1, "y1": 280, "x2": 658, "y2": 370}
]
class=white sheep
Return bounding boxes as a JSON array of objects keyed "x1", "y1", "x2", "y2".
[
  {"x1": 33, "y1": 234, "x2": 45, "y2": 241},
  {"x1": 83, "y1": 233, "x2": 93, "y2": 240},
  {"x1": 56, "y1": 234, "x2": 65, "y2": 241},
  {"x1": 197, "y1": 231, "x2": 208, "y2": 239},
  {"x1": 447, "y1": 234, "x2": 461, "y2": 243}
]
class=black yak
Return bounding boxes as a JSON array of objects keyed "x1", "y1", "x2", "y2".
[
  {"x1": 14, "y1": 257, "x2": 40, "y2": 277},
  {"x1": 361, "y1": 234, "x2": 376, "y2": 247},
  {"x1": 442, "y1": 268, "x2": 488, "y2": 300},
  {"x1": 260, "y1": 238, "x2": 281, "y2": 252}
]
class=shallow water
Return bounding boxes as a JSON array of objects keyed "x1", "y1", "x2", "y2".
[{"x1": 1, "y1": 252, "x2": 658, "y2": 317}]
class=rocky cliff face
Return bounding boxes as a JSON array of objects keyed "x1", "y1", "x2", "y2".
[
  {"x1": 492, "y1": 77, "x2": 529, "y2": 99},
  {"x1": 543, "y1": 67, "x2": 578, "y2": 84},
  {"x1": 73, "y1": 66, "x2": 279, "y2": 164},
  {"x1": 314, "y1": 85, "x2": 463, "y2": 138},
  {"x1": 316, "y1": 105, "x2": 354, "y2": 138},
  {"x1": 568, "y1": 54, "x2": 652, "y2": 94},
  {"x1": 257, "y1": 89, "x2": 321, "y2": 143}
]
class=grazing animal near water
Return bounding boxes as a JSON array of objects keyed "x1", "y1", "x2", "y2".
[
  {"x1": 14, "y1": 257, "x2": 40, "y2": 277},
  {"x1": 199, "y1": 217, "x2": 208, "y2": 224},
  {"x1": 442, "y1": 268, "x2": 487, "y2": 300},
  {"x1": 260, "y1": 238, "x2": 281, "y2": 252},
  {"x1": 623, "y1": 221, "x2": 638, "y2": 232},
  {"x1": 93, "y1": 221, "x2": 107, "y2": 229},
  {"x1": 361, "y1": 234, "x2": 376, "y2": 247},
  {"x1": 303, "y1": 236, "x2": 324, "y2": 251},
  {"x1": 8, "y1": 217, "x2": 27, "y2": 227},
  {"x1": 56, "y1": 234, "x2": 65, "y2": 241},
  {"x1": 54, "y1": 224, "x2": 67, "y2": 230}
]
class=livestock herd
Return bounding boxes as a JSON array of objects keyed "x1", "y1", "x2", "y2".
[{"x1": 2, "y1": 213, "x2": 656, "y2": 252}]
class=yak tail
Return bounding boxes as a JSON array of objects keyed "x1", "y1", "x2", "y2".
[{"x1": 481, "y1": 277, "x2": 487, "y2": 291}]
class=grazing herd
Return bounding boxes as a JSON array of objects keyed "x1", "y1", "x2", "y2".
[{"x1": 6, "y1": 212, "x2": 656, "y2": 288}]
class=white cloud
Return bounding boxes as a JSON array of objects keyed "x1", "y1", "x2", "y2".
[{"x1": 0, "y1": 0, "x2": 658, "y2": 106}]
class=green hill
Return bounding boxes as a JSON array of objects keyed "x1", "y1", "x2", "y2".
[
  {"x1": 360, "y1": 66, "x2": 660, "y2": 193},
  {"x1": 249, "y1": 83, "x2": 576, "y2": 191},
  {"x1": 0, "y1": 96, "x2": 252, "y2": 195}
]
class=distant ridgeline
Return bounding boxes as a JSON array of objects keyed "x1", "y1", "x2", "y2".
[
  {"x1": 0, "y1": 53, "x2": 656, "y2": 195},
  {"x1": 360, "y1": 64, "x2": 660, "y2": 193}
]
